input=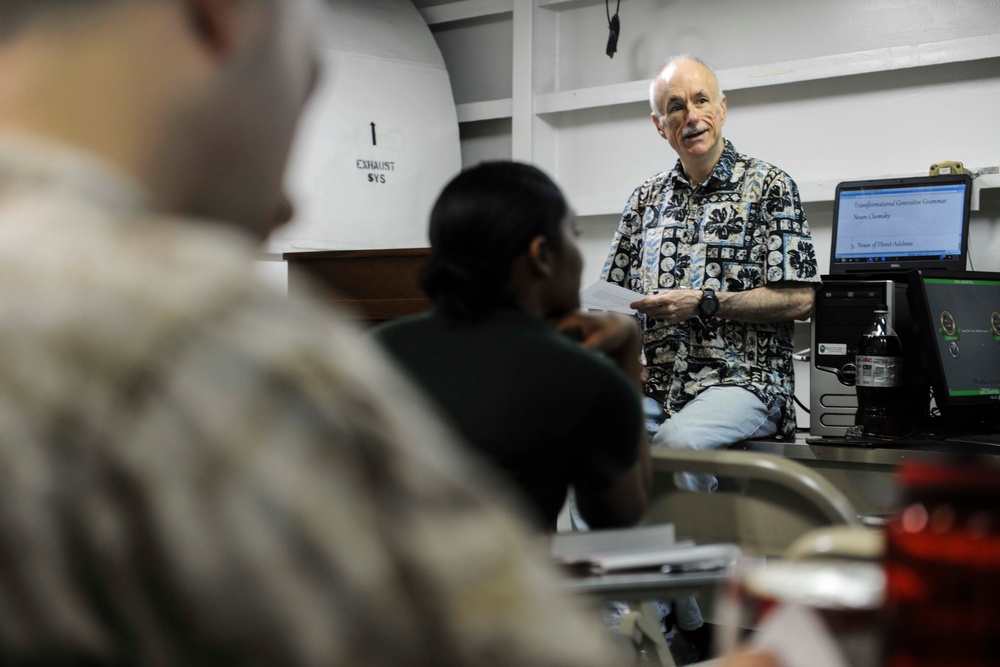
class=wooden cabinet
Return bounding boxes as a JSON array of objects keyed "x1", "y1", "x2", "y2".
[{"x1": 285, "y1": 248, "x2": 431, "y2": 325}]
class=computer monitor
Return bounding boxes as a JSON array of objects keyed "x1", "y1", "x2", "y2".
[
  {"x1": 906, "y1": 270, "x2": 1000, "y2": 431},
  {"x1": 830, "y1": 174, "x2": 972, "y2": 275}
]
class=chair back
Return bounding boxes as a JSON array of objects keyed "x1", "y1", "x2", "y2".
[{"x1": 643, "y1": 449, "x2": 862, "y2": 557}]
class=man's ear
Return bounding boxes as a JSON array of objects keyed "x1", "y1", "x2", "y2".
[
  {"x1": 651, "y1": 113, "x2": 668, "y2": 140},
  {"x1": 185, "y1": 0, "x2": 242, "y2": 56},
  {"x1": 526, "y1": 236, "x2": 554, "y2": 277}
]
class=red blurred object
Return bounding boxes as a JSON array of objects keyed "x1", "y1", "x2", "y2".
[{"x1": 884, "y1": 459, "x2": 1000, "y2": 667}]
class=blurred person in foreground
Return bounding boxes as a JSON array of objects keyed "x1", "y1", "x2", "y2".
[
  {"x1": 0, "y1": 0, "x2": 631, "y2": 664},
  {"x1": 373, "y1": 161, "x2": 650, "y2": 532}
]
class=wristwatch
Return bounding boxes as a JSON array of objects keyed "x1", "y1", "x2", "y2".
[{"x1": 699, "y1": 287, "x2": 720, "y2": 318}]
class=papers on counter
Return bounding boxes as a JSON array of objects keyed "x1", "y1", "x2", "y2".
[
  {"x1": 552, "y1": 524, "x2": 741, "y2": 574},
  {"x1": 579, "y1": 281, "x2": 645, "y2": 315},
  {"x1": 552, "y1": 524, "x2": 678, "y2": 562},
  {"x1": 573, "y1": 544, "x2": 741, "y2": 575}
]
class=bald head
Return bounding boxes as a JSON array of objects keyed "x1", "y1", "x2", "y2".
[
  {"x1": 0, "y1": 0, "x2": 316, "y2": 241},
  {"x1": 648, "y1": 55, "x2": 723, "y2": 118},
  {"x1": 647, "y1": 55, "x2": 728, "y2": 183}
]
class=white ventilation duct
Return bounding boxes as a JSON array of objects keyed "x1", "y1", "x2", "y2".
[{"x1": 267, "y1": 0, "x2": 460, "y2": 254}]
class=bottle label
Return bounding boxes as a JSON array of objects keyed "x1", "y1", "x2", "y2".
[{"x1": 856, "y1": 355, "x2": 902, "y2": 387}]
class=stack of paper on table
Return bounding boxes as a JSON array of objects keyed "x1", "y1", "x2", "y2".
[{"x1": 552, "y1": 524, "x2": 741, "y2": 574}]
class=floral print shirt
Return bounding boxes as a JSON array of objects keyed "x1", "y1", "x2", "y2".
[{"x1": 601, "y1": 140, "x2": 820, "y2": 437}]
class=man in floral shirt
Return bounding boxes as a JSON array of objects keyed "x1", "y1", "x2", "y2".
[{"x1": 601, "y1": 55, "x2": 820, "y2": 493}]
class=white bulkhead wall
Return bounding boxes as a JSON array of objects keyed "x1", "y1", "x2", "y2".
[{"x1": 267, "y1": 0, "x2": 461, "y2": 255}]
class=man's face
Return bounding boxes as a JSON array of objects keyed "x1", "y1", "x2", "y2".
[
  {"x1": 650, "y1": 60, "x2": 727, "y2": 169},
  {"x1": 204, "y1": 0, "x2": 320, "y2": 240}
]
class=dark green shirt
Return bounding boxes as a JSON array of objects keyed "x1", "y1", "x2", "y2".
[{"x1": 372, "y1": 307, "x2": 643, "y2": 530}]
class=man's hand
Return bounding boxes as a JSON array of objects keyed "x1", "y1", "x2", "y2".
[{"x1": 630, "y1": 288, "x2": 703, "y2": 324}]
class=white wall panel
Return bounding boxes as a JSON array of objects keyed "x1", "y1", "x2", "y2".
[
  {"x1": 459, "y1": 119, "x2": 514, "y2": 166},
  {"x1": 724, "y1": 61, "x2": 1000, "y2": 188},
  {"x1": 546, "y1": 0, "x2": 1000, "y2": 92},
  {"x1": 547, "y1": 58, "x2": 1000, "y2": 216}
]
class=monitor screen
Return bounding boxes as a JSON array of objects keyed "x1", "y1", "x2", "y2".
[
  {"x1": 907, "y1": 271, "x2": 1000, "y2": 414},
  {"x1": 829, "y1": 174, "x2": 972, "y2": 274}
]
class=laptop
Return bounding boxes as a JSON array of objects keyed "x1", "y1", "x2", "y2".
[{"x1": 829, "y1": 174, "x2": 973, "y2": 277}]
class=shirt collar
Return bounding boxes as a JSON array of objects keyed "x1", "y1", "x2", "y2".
[
  {"x1": 0, "y1": 130, "x2": 149, "y2": 217},
  {"x1": 667, "y1": 138, "x2": 738, "y2": 191}
]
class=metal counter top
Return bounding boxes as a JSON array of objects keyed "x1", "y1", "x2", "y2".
[
  {"x1": 730, "y1": 434, "x2": 1000, "y2": 468},
  {"x1": 727, "y1": 434, "x2": 1000, "y2": 514}
]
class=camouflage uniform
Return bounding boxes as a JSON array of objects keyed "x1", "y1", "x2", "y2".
[{"x1": 0, "y1": 133, "x2": 627, "y2": 666}]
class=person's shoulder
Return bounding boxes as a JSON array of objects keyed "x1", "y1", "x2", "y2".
[
  {"x1": 538, "y1": 329, "x2": 634, "y2": 390},
  {"x1": 719, "y1": 139, "x2": 778, "y2": 176},
  {"x1": 370, "y1": 310, "x2": 433, "y2": 341},
  {"x1": 633, "y1": 169, "x2": 673, "y2": 193},
  {"x1": 736, "y1": 149, "x2": 796, "y2": 184},
  {"x1": 4, "y1": 199, "x2": 269, "y2": 369},
  {"x1": 622, "y1": 170, "x2": 675, "y2": 215},
  {"x1": 485, "y1": 314, "x2": 599, "y2": 365}
]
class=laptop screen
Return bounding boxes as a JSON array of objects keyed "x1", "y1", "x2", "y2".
[
  {"x1": 906, "y1": 271, "x2": 1000, "y2": 416},
  {"x1": 829, "y1": 174, "x2": 972, "y2": 274}
]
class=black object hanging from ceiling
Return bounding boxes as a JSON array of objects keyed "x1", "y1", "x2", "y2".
[{"x1": 606, "y1": 0, "x2": 621, "y2": 58}]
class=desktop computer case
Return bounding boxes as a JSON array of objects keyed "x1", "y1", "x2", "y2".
[{"x1": 809, "y1": 277, "x2": 927, "y2": 437}]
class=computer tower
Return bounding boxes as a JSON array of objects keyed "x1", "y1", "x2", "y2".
[{"x1": 809, "y1": 277, "x2": 928, "y2": 437}]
